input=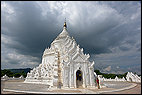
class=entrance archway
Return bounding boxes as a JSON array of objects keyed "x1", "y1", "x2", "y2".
[
  {"x1": 129, "y1": 77, "x2": 132, "y2": 82},
  {"x1": 76, "y1": 70, "x2": 83, "y2": 88}
]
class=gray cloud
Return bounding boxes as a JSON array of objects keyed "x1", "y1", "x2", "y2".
[{"x1": 1, "y1": 1, "x2": 141, "y2": 74}]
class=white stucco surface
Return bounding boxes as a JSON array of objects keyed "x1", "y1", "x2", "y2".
[{"x1": 24, "y1": 22, "x2": 96, "y2": 88}]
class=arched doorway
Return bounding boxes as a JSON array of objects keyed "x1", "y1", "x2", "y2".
[
  {"x1": 76, "y1": 70, "x2": 83, "y2": 88},
  {"x1": 129, "y1": 77, "x2": 132, "y2": 82}
]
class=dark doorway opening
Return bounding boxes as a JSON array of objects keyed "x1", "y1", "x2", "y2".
[
  {"x1": 76, "y1": 70, "x2": 83, "y2": 88},
  {"x1": 129, "y1": 78, "x2": 132, "y2": 82}
]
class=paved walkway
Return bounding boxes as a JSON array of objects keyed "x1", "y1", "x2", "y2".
[
  {"x1": 101, "y1": 83, "x2": 141, "y2": 94},
  {"x1": 1, "y1": 80, "x2": 141, "y2": 94}
]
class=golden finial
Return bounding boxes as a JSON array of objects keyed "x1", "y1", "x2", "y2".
[{"x1": 64, "y1": 18, "x2": 67, "y2": 28}]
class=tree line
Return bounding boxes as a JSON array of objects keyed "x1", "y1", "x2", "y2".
[
  {"x1": 1, "y1": 69, "x2": 140, "y2": 79},
  {"x1": 94, "y1": 70, "x2": 128, "y2": 79},
  {"x1": 1, "y1": 69, "x2": 27, "y2": 78}
]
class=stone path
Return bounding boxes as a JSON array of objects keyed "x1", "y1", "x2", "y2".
[
  {"x1": 103, "y1": 81, "x2": 133, "y2": 89},
  {"x1": 1, "y1": 80, "x2": 141, "y2": 94},
  {"x1": 101, "y1": 83, "x2": 141, "y2": 94}
]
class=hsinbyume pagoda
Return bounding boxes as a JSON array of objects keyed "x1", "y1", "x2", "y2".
[{"x1": 24, "y1": 20, "x2": 96, "y2": 89}]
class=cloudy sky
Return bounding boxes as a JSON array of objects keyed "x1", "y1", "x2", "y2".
[{"x1": 1, "y1": 1, "x2": 141, "y2": 75}]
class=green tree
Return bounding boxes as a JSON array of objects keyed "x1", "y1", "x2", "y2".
[
  {"x1": 94, "y1": 70, "x2": 102, "y2": 75},
  {"x1": 1, "y1": 69, "x2": 14, "y2": 77},
  {"x1": 14, "y1": 73, "x2": 21, "y2": 78},
  {"x1": 20, "y1": 70, "x2": 27, "y2": 78},
  {"x1": 94, "y1": 69, "x2": 129, "y2": 79}
]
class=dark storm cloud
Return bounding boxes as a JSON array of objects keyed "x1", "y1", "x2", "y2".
[
  {"x1": 1, "y1": 1, "x2": 141, "y2": 74},
  {"x1": 2, "y1": 1, "x2": 59, "y2": 57}
]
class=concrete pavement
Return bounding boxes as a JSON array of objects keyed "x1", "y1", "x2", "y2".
[{"x1": 1, "y1": 80, "x2": 141, "y2": 94}]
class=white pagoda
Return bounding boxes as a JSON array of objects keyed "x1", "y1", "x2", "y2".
[{"x1": 24, "y1": 21, "x2": 96, "y2": 89}]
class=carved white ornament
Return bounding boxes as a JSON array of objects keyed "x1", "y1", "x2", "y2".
[{"x1": 24, "y1": 22, "x2": 96, "y2": 88}]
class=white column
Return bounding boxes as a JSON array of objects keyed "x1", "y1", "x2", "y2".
[
  {"x1": 82, "y1": 63, "x2": 86, "y2": 88},
  {"x1": 90, "y1": 67, "x2": 95, "y2": 87},
  {"x1": 89, "y1": 67, "x2": 92, "y2": 86},
  {"x1": 63, "y1": 67, "x2": 69, "y2": 88}
]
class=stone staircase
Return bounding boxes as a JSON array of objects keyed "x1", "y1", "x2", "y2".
[{"x1": 57, "y1": 52, "x2": 63, "y2": 88}]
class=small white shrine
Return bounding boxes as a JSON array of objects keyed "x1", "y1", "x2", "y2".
[
  {"x1": 19, "y1": 75, "x2": 24, "y2": 79},
  {"x1": 24, "y1": 21, "x2": 96, "y2": 89},
  {"x1": 98, "y1": 76, "x2": 126, "y2": 82},
  {"x1": 2, "y1": 74, "x2": 9, "y2": 80},
  {"x1": 98, "y1": 72, "x2": 141, "y2": 83},
  {"x1": 126, "y1": 72, "x2": 141, "y2": 83}
]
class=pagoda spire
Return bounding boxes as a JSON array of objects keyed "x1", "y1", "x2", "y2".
[{"x1": 63, "y1": 18, "x2": 67, "y2": 29}]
